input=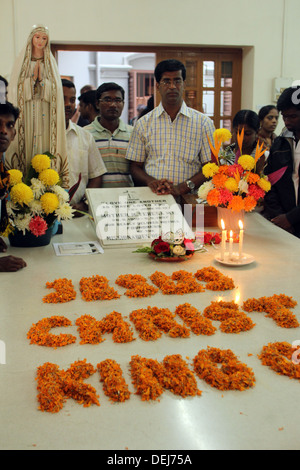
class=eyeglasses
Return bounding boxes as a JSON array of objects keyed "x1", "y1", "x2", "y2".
[
  {"x1": 99, "y1": 98, "x2": 124, "y2": 104},
  {"x1": 160, "y1": 78, "x2": 183, "y2": 87}
]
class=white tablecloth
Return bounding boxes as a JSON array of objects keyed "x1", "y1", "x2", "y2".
[{"x1": 1, "y1": 212, "x2": 300, "y2": 450}]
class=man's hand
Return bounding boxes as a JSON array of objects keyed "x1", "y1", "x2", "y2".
[
  {"x1": 71, "y1": 201, "x2": 88, "y2": 218},
  {"x1": 0, "y1": 255, "x2": 27, "y2": 272},
  {"x1": 148, "y1": 179, "x2": 191, "y2": 197},
  {"x1": 271, "y1": 214, "x2": 294, "y2": 233},
  {"x1": 148, "y1": 178, "x2": 173, "y2": 195}
]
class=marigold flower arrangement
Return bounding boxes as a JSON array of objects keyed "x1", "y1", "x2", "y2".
[
  {"x1": 198, "y1": 128, "x2": 285, "y2": 212},
  {"x1": 1, "y1": 153, "x2": 74, "y2": 237}
]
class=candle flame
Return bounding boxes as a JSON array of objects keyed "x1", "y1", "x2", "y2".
[
  {"x1": 238, "y1": 220, "x2": 243, "y2": 230},
  {"x1": 221, "y1": 219, "x2": 225, "y2": 230}
]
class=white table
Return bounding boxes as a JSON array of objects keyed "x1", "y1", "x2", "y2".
[{"x1": 1, "y1": 212, "x2": 300, "y2": 450}]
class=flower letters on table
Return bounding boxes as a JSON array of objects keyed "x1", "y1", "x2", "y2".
[
  {"x1": 27, "y1": 267, "x2": 300, "y2": 412},
  {"x1": 198, "y1": 128, "x2": 286, "y2": 212},
  {"x1": 0, "y1": 153, "x2": 74, "y2": 237}
]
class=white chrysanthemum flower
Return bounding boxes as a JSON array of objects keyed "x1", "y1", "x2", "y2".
[
  {"x1": 30, "y1": 177, "x2": 46, "y2": 198},
  {"x1": 51, "y1": 185, "x2": 70, "y2": 203},
  {"x1": 6, "y1": 200, "x2": 18, "y2": 216},
  {"x1": 28, "y1": 199, "x2": 43, "y2": 215},
  {"x1": 14, "y1": 213, "x2": 31, "y2": 234},
  {"x1": 238, "y1": 179, "x2": 249, "y2": 194},
  {"x1": 55, "y1": 203, "x2": 74, "y2": 221},
  {"x1": 197, "y1": 181, "x2": 214, "y2": 200}
]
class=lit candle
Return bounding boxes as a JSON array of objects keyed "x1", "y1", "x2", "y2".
[
  {"x1": 238, "y1": 220, "x2": 244, "y2": 260},
  {"x1": 220, "y1": 219, "x2": 226, "y2": 261},
  {"x1": 229, "y1": 230, "x2": 233, "y2": 260}
]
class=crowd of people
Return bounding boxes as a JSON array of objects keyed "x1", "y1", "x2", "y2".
[{"x1": 1, "y1": 25, "x2": 300, "y2": 272}]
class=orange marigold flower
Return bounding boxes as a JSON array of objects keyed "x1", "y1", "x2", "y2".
[
  {"x1": 206, "y1": 188, "x2": 221, "y2": 207},
  {"x1": 245, "y1": 171, "x2": 260, "y2": 184},
  {"x1": 228, "y1": 195, "x2": 244, "y2": 212},
  {"x1": 243, "y1": 195, "x2": 257, "y2": 212},
  {"x1": 212, "y1": 173, "x2": 228, "y2": 188}
]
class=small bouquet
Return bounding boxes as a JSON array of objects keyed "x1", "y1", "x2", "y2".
[
  {"x1": 198, "y1": 128, "x2": 286, "y2": 212},
  {"x1": 134, "y1": 230, "x2": 200, "y2": 259},
  {"x1": 1, "y1": 153, "x2": 74, "y2": 237}
]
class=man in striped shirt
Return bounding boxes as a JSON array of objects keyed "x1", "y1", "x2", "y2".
[
  {"x1": 85, "y1": 83, "x2": 133, "y2": 188},
  {"x1": 125, "y1": 59, "x2": 215, "y2": 197}
]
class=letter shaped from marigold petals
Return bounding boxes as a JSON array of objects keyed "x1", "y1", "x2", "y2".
[
  {"x1": 259, "y1": 342, "x2": 300, "y2": 379},
  {"x1": 36, "y1": 360, "x2": 99, "y2": 412},
  {"x1": 43, "y1": 278, "x2": 76, "y2": 303},
  {"x1": 150, "y1": 270, "x2": 204, "y2": 295},
  {"x1": 97, "y1": 359, "x2": 131, "y2": 402},
  {"x1": 115, "y1": 274, "x2": 158, "y2": 298},
  {"x1": 100, "y1": 311, "x2": 136, "y2": 343},
  {"x1": 75, "y1": 314, "x2": 104, "y2": 345},
  {"x1": 79, "y1": 275, "x2": 120, "y2": 301},
  {"x1": 130, "y1": 354, "x2": 201, "y2": 400},
  {"x1": 27, "y1": 316, "x2": 76, "y2": 347},
  {"x1": 193, "y1": 347, "x2": 256, "y2": 391},
  {"x1": 129, "y1": 307, "x2": 189, "y2": 341}
]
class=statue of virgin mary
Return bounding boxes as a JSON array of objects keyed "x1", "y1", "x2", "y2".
[{"x1": 5, "y1": 25, "x2": 69, "y2": 188}]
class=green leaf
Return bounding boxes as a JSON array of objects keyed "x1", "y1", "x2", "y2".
[{"x1": 133, "y1": 246, "x2": 153, "y2": 253}]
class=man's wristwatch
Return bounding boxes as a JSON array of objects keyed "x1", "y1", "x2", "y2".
[{"x1": 185, "y1": 179, "x2": 195, "y2": 192}]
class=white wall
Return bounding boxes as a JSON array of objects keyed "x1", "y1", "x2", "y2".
[
  {"x1": 1, "y1": 0, "x2": 300, "y2": 119},
  {"x1": 57, "y1": 50, "x2": 156, "y2": 123}
]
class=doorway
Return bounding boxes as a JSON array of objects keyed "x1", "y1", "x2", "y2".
[{"x1": 52, "y1": 44, "x2": 242, "y2": 128}]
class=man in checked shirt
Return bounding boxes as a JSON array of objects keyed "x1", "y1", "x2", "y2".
[{"x1": 125, "y1": 59, "x2": 215, "y2": 197}]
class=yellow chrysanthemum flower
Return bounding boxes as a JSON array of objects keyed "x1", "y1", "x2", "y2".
[
  {"x1": 238, "y1": 154, "x2": 256, "y2": 171},
  {"x1": 40, "y1": 192, "x2": 59, "y2": 214},
  {"x1": 38, "y1": 168, "x2": 60, "y2": 187},
  {"x1": 224, "y1": 177, "x2": 239, "y2": 193},
  {"x1": 31, "y1": 154, "x2": 51, "y2": 173},
  {"x1": 213, "y1": 128, "x2": 232, "y2": 143},
  {"x1": 8, "y1": 169, "x2": 23, "y2": 186},
  {"x1": 257, "y1": 177, "x2": 271, "y2": 192},
  {"x1": 202, "y1": 162, "x2": 219, "y2": 179},
  {"x1": 10, "y1": 183, "x2": 34, "y2": 206}
]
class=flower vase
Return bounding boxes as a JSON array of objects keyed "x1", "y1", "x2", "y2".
[
  {"x1": 217, "y1": 207, "x2": 244, "y2": 233},
  {"x1": 9, "y1": 227, "x2": 53, "y2": 247}
]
